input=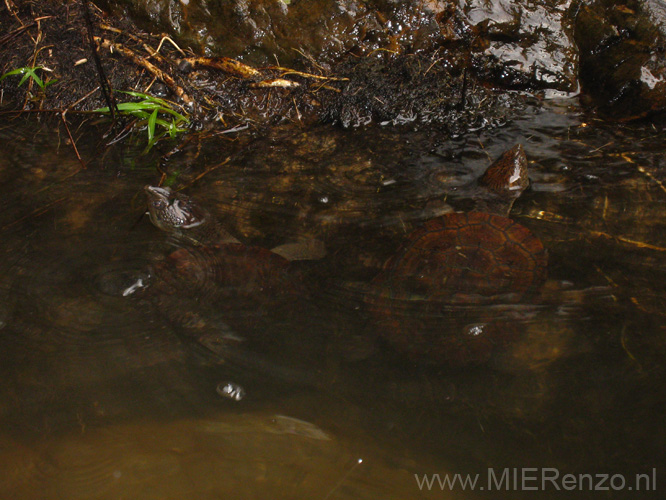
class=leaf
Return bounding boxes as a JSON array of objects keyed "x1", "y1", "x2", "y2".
[
  {"x1": 30, "y1": 71, "x2": 45, "y2": 89},
  {"x1": 119, "y1": 90, "x2": 171, "y2": 107},
  {"x1": 0, "y1": 67, "x2": 48, "y2": 89},
  {"x1": 17, "y1": 70, "x2": 32, "y2": 87},
  {"x1": 147, "y1": 109, "x2": 158, "y2": 141},
  {"x1": 116, "y1": 101, "x2": 161, "y2": 112},
  {"x1": 0, "y1": 68, "x2": 26, "y2": 81}
]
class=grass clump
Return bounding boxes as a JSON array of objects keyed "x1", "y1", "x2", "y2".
[
  {"x1": 94, "y1": 90, "x2": 190, "y2": 151},
  {"x1": 0, "y1": 66, "x2": 58, "y2": 90}
]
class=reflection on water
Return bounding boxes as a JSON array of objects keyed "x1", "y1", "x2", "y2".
[{"x1": 0, "y1": 102, "x2": 665, "y2": 499}]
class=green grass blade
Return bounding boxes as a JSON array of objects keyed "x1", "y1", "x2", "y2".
[
  {"x1": 147, "y1": 109, "x2": 158, "y2": 141},
  {"x1": 116, "y1": 101, "x2": 162, "y2": 112},
  {"x1": 119, "y1": 90, "x2": 171, "y2": 107},
  {"x1": 91, "y1": 87, "x2": 190, "y2": 149},
  {"x1": 0, "y1": 68, "x2": 26, "y2": 81},
  {"x1": 17, "y1": 70, "x2": 32, "y2": 87},
  {"x1": 31, "y1": 71, "x2": 44, "y2": 89}
]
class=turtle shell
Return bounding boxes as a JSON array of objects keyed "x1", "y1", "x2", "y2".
[
  {"x1": 375, "y1": 211, "x2": 547, "y2": 302},
  {"x1": 369, "y1": 211, "x2": 547, "y2": 366},
  {"x1": 155, "y1": 243, "x2": 293, "y2": 299}
]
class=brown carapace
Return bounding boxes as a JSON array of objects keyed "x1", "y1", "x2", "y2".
[{"x1": 368, "y1": 144, "x2": 547, "y2": 366}]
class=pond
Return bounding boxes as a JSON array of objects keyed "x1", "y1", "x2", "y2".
[{"x1": 0, "y1": 98, "x2": 664, "y2": 499}]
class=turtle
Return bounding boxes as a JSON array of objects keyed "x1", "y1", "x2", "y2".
[
  {"x1": 141, "y1": 186, "x2": 327, "y2": 357},
  {"x1": 144, "y1": 185, "x2": 326, "y2": 283},
  {"x1": 366, "y1": 144, "x2": 548, "y2": 366},
  {"x1": 144, "y1": 185, "x2": 297, "y2": 300}
]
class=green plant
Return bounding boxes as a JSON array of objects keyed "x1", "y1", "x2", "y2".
[
  {"x1": 94, "y1": 90, "x2": 189, "y2": 151},
  {"x1": 0, "y1": 66, "x2": 58, "y2": 90}
]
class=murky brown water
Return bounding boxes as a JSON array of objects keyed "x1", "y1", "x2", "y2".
[{"x1": 0, "y1": 99, "x2": 665, "y2": 499}]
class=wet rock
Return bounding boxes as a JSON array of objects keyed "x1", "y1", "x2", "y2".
[
  {"x1": 97, "y1": 0, "x2": 580, "y2": 93},
  {"x1": 454, "y1": 0, "x2": 578, "y2": 92},
  {"x1": 97, "y1": 0, "x2": 384, "y2": 67},
  {"x1": 574, "y1": 0, "x2": 666, "y2": 120}
]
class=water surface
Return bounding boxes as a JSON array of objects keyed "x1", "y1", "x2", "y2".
[{"x1": 0, "y1": 101, "x2": 664, "y2": 498}]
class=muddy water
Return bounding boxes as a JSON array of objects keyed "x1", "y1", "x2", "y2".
[{"x1": 0, "y1": 101, "x2": 664, "y2": 499}]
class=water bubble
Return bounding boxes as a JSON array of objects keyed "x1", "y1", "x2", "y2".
[
  {"x1": 216, "y1": 381, "x2": 246, "y2": 401},
  {"x1": 465, "y1": 324, "x2": 486, "y2": 337}
]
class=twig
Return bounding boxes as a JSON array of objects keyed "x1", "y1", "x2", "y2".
[
  {"x1": 266, "y1": 66, "x2": 349, "y2": 82},
  {"x1": 1, "y1": 197, "x2": 67, "y2": 231},
  {"x1": 0, "y1": 22, "x2": 35, "y2": 47},
  {"x1": 423, "y1": 57, "x2": 445, "y2": 77},
  {"x1": 82, "y1": 1, "x2": 117, "y2": 121},
  {"x1": 590, "y1": 230, "x2": 666, "y2": 252},
  {"x1": 60, "y1": 111, "x2": 86, "y2": 169},
  {"x1": 0, "y1": 108, "x2": 97, "y2": 115},
  {"x1": 180, "y1": 157, "x2": 231, "y2": 190},
  {"x1": 215, "y1": 123, "x2": 250, "y2": 134},
  {"x1": 105, "y1": 118, "x2": 139, "y2": 146},
  {"x1": 615, "y1": 152, "x2": 666, "y2": 195},
  {"x1": 66, "y1": 86, "x2": 100, "y2": 111},
  {"x1": 96, "y1": 37, "x2": 193, "y2": 107},
  {"x1": 4, "y1": 0, "x2": 22, "y2": 25}
]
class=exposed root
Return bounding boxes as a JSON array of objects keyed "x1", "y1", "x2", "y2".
[
  {"x1": 152, "y1": 35, "x2": 187, "y2": 58},
  {"x1": 250, "y1": 78, "x2": 300, "y2": 88},
  {"x1": 267, "y1": 66, "x2": 349, "y2": 82},
  {"x1": 179, "y1": 56, "x2": 260, "y2": 79},
  {"x1": 95, "y1": 37, "x2": 194, "y2": 107}
]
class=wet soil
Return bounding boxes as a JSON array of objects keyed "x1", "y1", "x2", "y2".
[{"x1": 0, "y1": 0, "x2": 530, "y2": 137}]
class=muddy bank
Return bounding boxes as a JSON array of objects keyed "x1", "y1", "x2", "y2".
[
  {"x1": 2, "y1": 0, "x2": 666, "y2": 145},
  {"x1": 0, "y1": 0, "x2": 539, "y2": 140},
  {"x1": 97, "y1": 0, "x2": 580, "y2": 92}
]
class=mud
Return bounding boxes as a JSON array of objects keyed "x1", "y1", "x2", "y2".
[
  {"x1": 0, "y1": 0, "x2": 530, "y2": 140},
  {"x1": 3, "y1": 0, "x2": 666, "y2": 150}
]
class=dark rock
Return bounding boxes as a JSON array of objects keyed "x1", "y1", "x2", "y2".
[
  {"x1": 574, "y1": 0, "x2": 666, "y2": 120},
  {"x1": 455, "y1": 0, "x2": 578, "y2": 92},
  {"x1": 96, "y1": 0, "x2": 580, "y2": 94},
  {"x1": 96, "y1": 0, "x2": 389, "y2": 67}
]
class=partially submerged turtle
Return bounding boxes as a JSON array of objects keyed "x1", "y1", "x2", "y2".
[
  {"x1": 367, "y1": 145, "x2": 548, "y2": 365},
  {"x1": 143, "y1": 186, "x2": 325, "y2": 327},
  {"x1": 144, "y1": 186, "x2": 293, "y2": 298}
]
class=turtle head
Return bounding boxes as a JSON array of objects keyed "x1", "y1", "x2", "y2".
[
  {"x1": 144, "y1": 186, "x2": 208, "y2": 233},
  {"x1": 478, "y1": 144, "x2": 529, "y2": 198}
]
